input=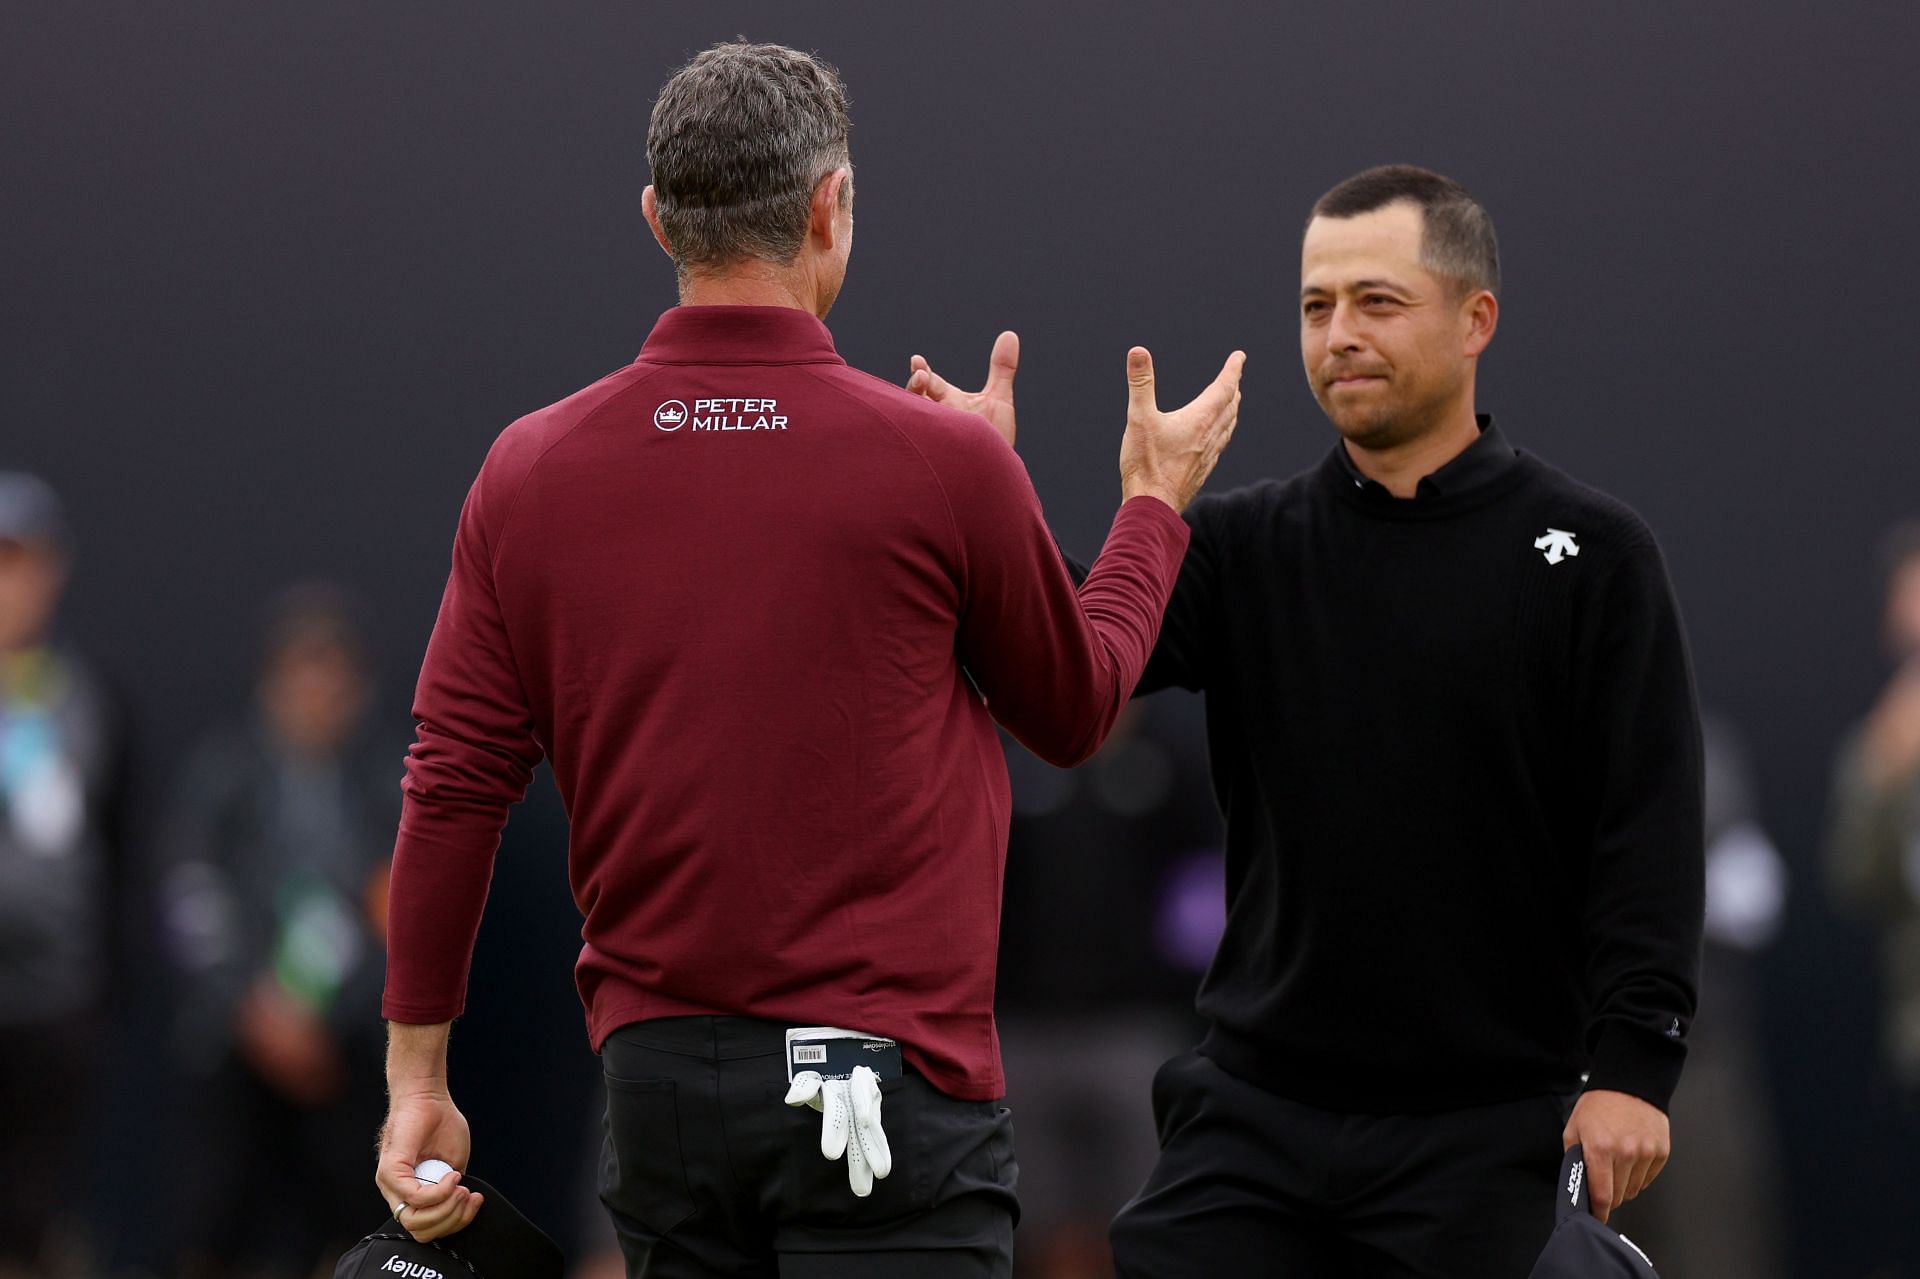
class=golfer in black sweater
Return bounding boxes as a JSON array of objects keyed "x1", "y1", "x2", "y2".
[{"x1": 908, "y1": 165, "x2": 1704, "y2": 1277}]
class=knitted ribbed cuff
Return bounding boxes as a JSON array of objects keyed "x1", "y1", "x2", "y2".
[{"x1": 1584, "y1": 1018, "x2": 1687, "y2": 1112}]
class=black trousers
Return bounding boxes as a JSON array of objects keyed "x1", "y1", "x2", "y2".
[
  {"x1": 1110, "y1": 1051, "x2": 1567, "y2": 1279},
  {"x1": 599, "y1": 1017, "x2": 1018, "y2": 1279}
]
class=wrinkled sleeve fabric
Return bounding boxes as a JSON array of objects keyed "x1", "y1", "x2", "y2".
[
  {"x1": 1058, "y1": 496, "x2": 1223, "y2": 698},
  {"x1": 382, "y1": 458, "x2": 544, "y2": 1024},
  {"x1": 1576, "y1": 534, "x2": 1706, "y2": 1111},
  {"x1": 940, "y1": 431, "x2": 1189, "y2": 768}
]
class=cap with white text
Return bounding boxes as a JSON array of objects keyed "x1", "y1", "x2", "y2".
[{"x1": 1527, "y1": 1145, "x2": 1660, "y2": 1279}]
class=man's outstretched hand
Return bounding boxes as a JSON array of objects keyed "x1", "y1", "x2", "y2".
[
  {"x1": 1120, "y1": 347, "x2": 1246, "y2": 514},
  {"x1": 1563, "y1": 1089, "x2": 1670, "y2": 1224},
  {"x1": 906, "y1": 331, "x2": 1020, "y2": 448},
  {"x1": 908, "y1": 334, "x2": 1246, "y2": 513}
]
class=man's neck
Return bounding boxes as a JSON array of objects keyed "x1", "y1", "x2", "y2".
[
  {"x1": 678, "y1": 261, "x2": 822, "y2": 316},
  {"x1": 1342, "y1": 403, "x2": 1482, "y2": 499}
]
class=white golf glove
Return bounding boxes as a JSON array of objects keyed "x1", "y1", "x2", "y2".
[{"x1": 785, "y1": 1064, "x2": 893, "y2": 1197}]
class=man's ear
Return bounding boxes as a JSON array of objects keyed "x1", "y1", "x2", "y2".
[
  {"x1": 642, "y1": 185, "x2": 674, "y2": 260},
  {"x1": 1462, "y1": 289, "x2": 1499, "y2": 358},
  {"x1": 808, "y1": 168, "x2": 850, "y2": 250}
]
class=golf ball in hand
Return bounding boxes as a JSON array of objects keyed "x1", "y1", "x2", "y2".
[{"x1": 415, "y1": 1159, "x2": 454, "y2": 1185}]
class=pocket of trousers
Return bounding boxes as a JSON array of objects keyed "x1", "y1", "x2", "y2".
[
  {"x1": 788, "y1": 1073, "x2": 932, "y2": 1223},
  {"x1": 603, "y1": 1076, "x2": 698, "y2": 1236}
]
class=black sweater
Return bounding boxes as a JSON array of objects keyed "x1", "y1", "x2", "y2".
[{"x1": 1098, "y1": 422, "x2": 1703, "y2": 1113}]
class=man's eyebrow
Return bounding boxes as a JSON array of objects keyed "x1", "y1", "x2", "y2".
[{"x1": 1299, "y1": 278, "x2": 1414, "y2": 300}]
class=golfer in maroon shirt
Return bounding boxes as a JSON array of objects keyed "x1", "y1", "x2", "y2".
[{"x1": 372, "y1": 41, "x2": 1244, "y2": 1279}]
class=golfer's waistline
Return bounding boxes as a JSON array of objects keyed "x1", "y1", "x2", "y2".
[{"x1": 603, "y1": 1014, "x2": 799, "y2": 1062}]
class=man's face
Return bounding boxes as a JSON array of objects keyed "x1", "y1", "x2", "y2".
[
  {"x1": 260, "y1": 641, "x2": 370, "y2": 758},
  {"x1": 0, "y1": 539, "x2": 66, "y2": 653},
  {"x1": 1299, "y1": 202, "x2": 1479, "y2": 449}
]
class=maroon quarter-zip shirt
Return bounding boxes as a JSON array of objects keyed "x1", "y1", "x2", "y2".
[{"x1": 382, "y1": 306, "x2": 1189, "y2": 1099}]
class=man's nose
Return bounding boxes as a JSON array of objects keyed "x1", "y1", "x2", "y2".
[{"x1": 1326, "y1": 300, "x2": 1364, "y2": 352}]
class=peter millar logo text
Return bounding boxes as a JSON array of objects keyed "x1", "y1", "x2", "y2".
[{"x1": 657, "y1": 397, "x2": 789, "y2": 432}]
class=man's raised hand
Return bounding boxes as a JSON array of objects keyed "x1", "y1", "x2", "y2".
[
  {"x1": 1119, "y1": 347, "x2": 1246, "y2": 514},
  {"x1": 905, "y1": 331, "x2": 1020, "y2": 448}
]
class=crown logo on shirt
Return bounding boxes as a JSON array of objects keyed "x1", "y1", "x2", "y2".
[{"x1": 654, "y1": 400, "x2": 688, "y2": 430}]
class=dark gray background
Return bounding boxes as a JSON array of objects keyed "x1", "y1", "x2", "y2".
[{"x1": 5, "y1": 2, "x2": 1916, "y2": 1270}]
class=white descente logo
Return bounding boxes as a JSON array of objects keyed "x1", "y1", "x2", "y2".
[{"x1": 1534, "y1": 528, "x2": 1580, "y2": 565}]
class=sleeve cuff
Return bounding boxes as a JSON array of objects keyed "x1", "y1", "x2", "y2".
[
  {"x1": 381, "y1": 993, "x2": 466, "y2": 1025},
  {"x1": 1585, "y1": 1018, "x2": 1688, "y2": 1112},
  {"x1": 1117, "y1": 493, "x2": 1193, "y2": 541}
]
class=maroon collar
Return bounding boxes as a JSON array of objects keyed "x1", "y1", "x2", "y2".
[{"x1": 637, "y1": 305, "x2": 845, "y2": 366}]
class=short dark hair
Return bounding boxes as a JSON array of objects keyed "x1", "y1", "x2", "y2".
[
  {"x1": 646, "y1": 41, "x2": 851, "y2": 275},
  {"x1": 1310, "y1": 164, "x2": 1500, "y2": 297},
  {"x1": 258, "y1": 580, "x2": 370, "y2": 676}
]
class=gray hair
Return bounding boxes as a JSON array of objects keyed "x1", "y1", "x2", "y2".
[
  {"x1": 1310, "y1": 164, "x2": 1501, "y2": 298},
  {"x1": 646, "y1": 41, "x2": 851, "y2": 274}
]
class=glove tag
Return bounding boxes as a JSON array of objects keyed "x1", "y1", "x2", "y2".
[{"x1": 785, "y1": 1025, "x2": 903, "y2": 1084}]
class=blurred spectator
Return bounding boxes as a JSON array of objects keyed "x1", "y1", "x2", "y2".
[
  {"x1": 1616, "y1": 714, "x2": 1789, "y2": 1276},
  {"x1": 995, "y1": 694, "x2": 1222, "y2": 1279},
  {"x1": 158, "y1": 583, "x2": 397, "y2": 1278},
  {"x1": 0, "y1": 472, "x2": 129, "y2": 1275},
  {"x1": 1826, "y1": 521, "x2": 1920, "y2": 1097},
  {"x1": 1825, "y1": 523, "x2": 1920, "y2": 1278}
]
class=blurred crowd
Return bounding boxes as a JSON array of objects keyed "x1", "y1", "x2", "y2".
[{"x1": 4, "y1": 464, "x2": 1920, "y2": 1278}]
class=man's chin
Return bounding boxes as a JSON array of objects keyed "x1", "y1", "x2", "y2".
[{"x1": 1328, "y1": 412, "x2": 1401, "y2": 451}]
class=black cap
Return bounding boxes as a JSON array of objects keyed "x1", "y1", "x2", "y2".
[
  {"x1": 335, "y1": 1174, "x2": 563, "y2": 1279},
  {"x1": 1527, "y1": 1146, "x2": 1659, "y2": 1278}
]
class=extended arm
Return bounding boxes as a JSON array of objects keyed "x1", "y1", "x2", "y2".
[
  {"x1": 939, "y1": 345, "x2": 1242, "y2": 764},
  {"x1": 913, "y1": 338, "x2": 1234, "y2": 707},
  {"x1": 1564, "y1": 537, "x2": 1705, "y2": 1222},
  {"x1": 376, "y1": 457, "x2": 544, "y2": 1236}
]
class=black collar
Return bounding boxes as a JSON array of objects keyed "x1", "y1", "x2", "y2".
[{"x1": 1333, "y1": 415, "x2": 1515, "y2": 501}]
